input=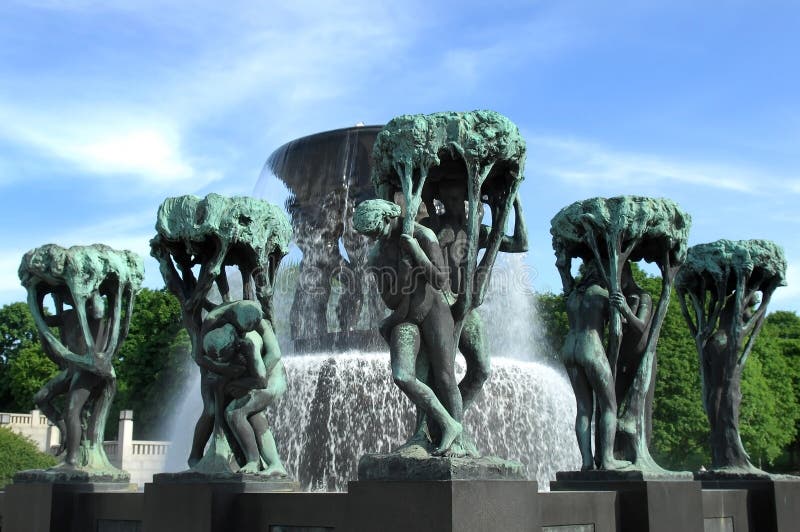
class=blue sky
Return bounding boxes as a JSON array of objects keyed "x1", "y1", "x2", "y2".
[{"x1": 1, "y1": 1, "x2": 799, "y2": 311}]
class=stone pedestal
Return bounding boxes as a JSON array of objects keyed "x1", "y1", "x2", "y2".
[
  {"x1": 358, "y1": 450, "x2": 524, "y2": 481},
  {"x1": 696, "y1": 473, "x2": 800, "y2": 532},
  {"x1": 539, "y1": 490, "x2": 619, "y2": 532},
  {"x1": 142, "y1": 472, "x2": 300, "y2": 532},
  {"x1": 551, "y1": 470, "x2": 704, "y2": 532},
  {"x1": 701, "y1": 489, "x2": 750, "y2": 532},
  {"x1": 4, "y1": 481, "x2": 135, "y2": 532},
  {"x1": 346, "y1": 480, "x2": 538, "y2": 532}
]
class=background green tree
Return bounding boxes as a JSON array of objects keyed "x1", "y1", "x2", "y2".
[
  {"x1": 0, "y1": 426, "x2": 57, "y2": 487},
  {"x1": 0, "y1": 302, "x2": 49, "y2": 412},
  {"x1": 111, "y1": 288, "x2": 192, "y2": 439}
]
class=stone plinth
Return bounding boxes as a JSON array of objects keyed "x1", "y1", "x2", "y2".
[
  {"x1": 358, "y1": 446, "x2": 524, "y2": 482},
  {"x1": 13, "y1": 467, "x2": 130, "y2": 487},
  {"x1": 701, "y1": 489, "x2": 750, "y2": 532},
  {"x1": 346, "y1": 480, "x2": 538, "y2": 532},
  {"x1": 142, "y1": 472, "x2": 300, "y2": 532},
  {"x1": 695, "y1": 473, "x2": 800, "y2": 532},
  {"x1": 539, "y1": 490, "x2": 619, "y2": 532},
  {"x1": 552, "y1": 470, "x2": 704, "y2": 532},
  {"x1": 3, "y1": 481, "x2": 137, "y2": 532}
]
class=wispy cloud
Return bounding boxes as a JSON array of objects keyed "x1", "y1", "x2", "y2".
[
  {"x1": 0, "y1": 0, "x2": 417, "y2": 189},
  {"x1": 526, "y1": 135, "x2": 793, "y2": 194},
  {"x1": 0, "y1": 110, "x2": 208, "y2": 186}
]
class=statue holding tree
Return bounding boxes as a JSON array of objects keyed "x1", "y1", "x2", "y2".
[
  {"x1": 357, "y1": 110, "x2": 527, "y2": 479},
  {"x1": 676, "y1": 239, "x2": 786, "y2": 476},
  {"x1": 17, "y1": 244, "x2": 143, "y2": 483},
  {"x1": 150, "y1": 193, "x2": 293, "y2": 479},
  {"x1": 550, "y1": 196, "x2": 690, "y2": 474}
]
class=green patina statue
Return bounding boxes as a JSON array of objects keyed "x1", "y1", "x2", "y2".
[
  {"x1": 18, "y1": 244, "x2": 143, "y2": 481},
  {"x1": 357, "y1": 110, "x2": 528, "y2": 477},
  {"x1": 551, "y1": 196, "x2": 690, "y2": 474},
  {"x1": 676, "y1": 239, "x2": 786, "y2": 475},
  {"x1": 151, "y1": 193, "x2": 292, "y2": 477}
]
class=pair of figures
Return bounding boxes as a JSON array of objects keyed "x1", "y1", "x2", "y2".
[
  {"x1": 193, "y1": 300, "x2": 287, "y2": 476},
  {"x1": 559, "y1": 258, "x2": 653, "y2": 471},
  {"x1": 151, "y1": 193, "x2": 292, "y2": 477},
  {"x1": 552, "y1": 196, "x2": 691, "y2": 473},
  {"x1": 354, "y1": 181, "x2": 527, "y2": 456}
]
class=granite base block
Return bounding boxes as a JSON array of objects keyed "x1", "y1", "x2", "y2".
[
  {"x1": 346, "y1": 480, "x2": 538, "y2": 532},
  {"x1": 14, "y1": 467, "x2": 131, "y2": 488},
  {"x1": 696, "y1": 473, "x2": 800, "y2": 532},
  {"x1": 552, "y1": 470, "x2": 703, "y2": 532},
  {"x1": 3, "y1": 481, "x2": 138, "y2": 532},
  {"x1": 152, "y1": 470, "x2": 299, "y2": 492},
  {"x1": 701, "y1": 489, "x2": 750, "y2": 532},
  {"x1": 143, "y1": 472, "x2": 300, "y2": 532},
  {"x1": 539, "y1": 490, "x2": 619, "y2": 532}
]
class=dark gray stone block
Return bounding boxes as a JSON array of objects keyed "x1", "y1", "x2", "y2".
[
  {"x1": 552, "y1": 473, "x2": 703, "y2": 532},
  {"x1": 346, "y1": 480, "x2": 538, "y2": 532},
  {"x1": 697, "y1": 476, "x2": 800, "y2": 532},
  {"x1": 539, "y1": 490, "x2": 618, "y2": 532},
  {"x1": 3, "y1": 482, "x2": 139, "y2": 532},
  {"x1": 234, "y1": 492, "x2": 347, "y2": 530},
  {"x1": 153, "y1": 470, "x2": 300, "y2": 491},
  {"x1": 702, "y1": 489, "x2": 749, "y2": 532},
  {"x1": 143, "y1": 475, "x2": 299, "y2": 532}
]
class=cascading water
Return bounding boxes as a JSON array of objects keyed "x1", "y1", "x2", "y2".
[{"x1": 165, "y1": 354, "x2": 578, "y2": 491}]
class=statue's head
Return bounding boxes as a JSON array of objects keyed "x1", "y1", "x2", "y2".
[
  {"x1": 578, "y1": 258, "x2": 606, "y2": 289},
  {"x1": 353, "y1": 199, "x2": 401, "y2": 239},
  {"x1": 203, "y1": 323, "x2": 236, "y2": 361}
]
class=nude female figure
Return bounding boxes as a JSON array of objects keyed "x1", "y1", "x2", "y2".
[{"x1": 560, "y1": 258, "x2": 630, "y2": 471}]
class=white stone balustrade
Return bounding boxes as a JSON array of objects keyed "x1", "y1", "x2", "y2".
[{"x1": 1, "y1": 409, "x2": 171, "y2": 488}]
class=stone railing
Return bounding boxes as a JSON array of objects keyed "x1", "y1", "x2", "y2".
[
  {"x1": 132, "y1": 442, "x2": 170, "y2": 456},
  {"x1": 2, "y1": 409, "x2": 172, "y2": 487}
]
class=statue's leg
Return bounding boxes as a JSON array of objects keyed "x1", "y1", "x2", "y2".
[
  {"x1": 64, "y1": 371, "x2": 95, "y2": 467},
  {"x1": 33, "y1": 370, "x2": 71, "y2": 452},
  {"x1": 420, "y1": 303, "x2": 463, "y2": 424},
  {"x1": 88, "y1": 375, "x2": 116, "y2": 448},
  {"x1": 188, "y1": 369, "x2": 214, "y2": 468},
  {"x1": 581, "y1": 355, "x2": 629, "y2": 470},
  {"x1": 458, "y1": 310, "x2": 490, "y2": 411},
  {"x1": 225, "y1": 391, "x2": 270, "y2": 473},
  {"x1": 390, "y1": 322, "x2": 461, "y2": 455},
  {"x1": 566, "y1": 364, "x2": 594, "y2": 470},
  {"x1": 248, "y1": 370, "x2": 289, "y2": 477}
]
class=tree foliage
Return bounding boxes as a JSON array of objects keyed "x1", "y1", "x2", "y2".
[
  {"x1": 0, "y1": 426, "x2": 57, "y2": 487},
  {"x1": 0, "y1": 302, "x2": 49, "y2": 412}
]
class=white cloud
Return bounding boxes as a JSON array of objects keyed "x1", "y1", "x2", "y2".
[
  {"x1": 525, "y1": 135, "x2": 790, "y2": 194},
  {"x1": 0, "y1": 104, "x2": 218, "y2": 188}
]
